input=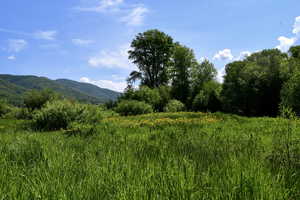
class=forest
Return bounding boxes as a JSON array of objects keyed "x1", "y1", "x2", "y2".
[{"x1": 112, "y1": 29, "x2": 300, "y2": 118}]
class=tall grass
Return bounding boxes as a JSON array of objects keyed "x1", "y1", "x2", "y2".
[{"x1": 0, "y1": 113, "x2": 299, "y2": 199}]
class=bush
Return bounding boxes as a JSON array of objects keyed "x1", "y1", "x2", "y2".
[
  {"x1": 32, "y1": 100, "x2": 102, "y2": 131},
  {"x1": 279, "y1": 105, "x2": 297, "y2": 119},
  {"x1": 280, "y1": 72, "x2": 300, "y2": 116},
  {"x1": 115, "y1": 100, "x2": 153, "y2": 116},
  {"x1": 104, "y1": 100, "x2": 118, "y2": 110},
  {"x1": 0, "y1": 99, "x2": 11, "y2": 118},
  {"x1": 164, "y1": 100, "x2": 185, "y2": 112},
  {"x1": 192, "y1": 81, "x2": 222, "y2": 112},
  {"x1": 5, "y1": 107, "x2": 32, "y2": 120},
  {"x1": 156, "y1": 86, "x2": 172, "y2": 112},
  {"x1": 23, "y1": 89, "x2": 58, "y2": 111},
  {"x1": 121, "y1": 86, "x2": 161, "y2": 111}
]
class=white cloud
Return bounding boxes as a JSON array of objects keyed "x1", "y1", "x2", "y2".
[
  {"x1": 199, "y1": 57, "x2": 206, "y2": 63},
  {"x1": 80, "y1": 77, "x2": 126, "y2": 92},
  {"x1": 121, "y1": 6, "x2": 148, "y2": 26},
  {"x1": 213, "y1": 49, "x2": 234, "y2": 60},
  {"x1": 76, "y1": 0, "x2": 123, "y2": 12},
  {"x1": 72, "y1": 39, "x2": 94, "y2": 46},
  {"x1": 88, "y1": 44, "x2": 135, "y2": 70},
  {"x1": 236, "y1": 51, "x2": 251, "y2": 60},
  {"x1": 275, "y1": 17, "x2": 300, "y2": 52},
  {"x1": 7, "y1": 55, "x2": 16, "y2": 60},
  {"x1": 276, "y1": 36, "x2": 297, "y2": 52},
  {"x1": 216, "y1": 67, "x2": 226, "y2": 83},
  {"x1": 34, "y1": 30, "x2": 57, "y2": 40},
  {"x1": 8, "y1": 39, "x2": 27, "y2": 52},
  {"x1": 112, "y1": 74, "x2": 126, "y2": 81},
  {"x1": 76, "y1": 1, "x2": 149, "y2": 26},
  {"x1": 293, "y1": 16, "x2": 300, "y2": 35}
]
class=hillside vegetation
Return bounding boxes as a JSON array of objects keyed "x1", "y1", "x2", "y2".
[{"x1": 0, "y1": 74, "x2": 120, "y2": 105}]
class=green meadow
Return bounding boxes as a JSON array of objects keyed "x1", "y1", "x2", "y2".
[{"x1": 0, "y1": 112, "x2": 299, "y2": 199}]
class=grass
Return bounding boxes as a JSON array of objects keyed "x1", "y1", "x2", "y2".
[{"x1": 0, "y1": 112, "x2": 299, "y2": 199}]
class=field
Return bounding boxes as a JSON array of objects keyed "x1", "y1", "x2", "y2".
[{"x1": 0, "y1": 112, "x2": 300, "y2": 199}]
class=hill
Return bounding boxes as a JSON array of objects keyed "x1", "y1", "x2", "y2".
[
  {"x1": 0, "y1": 74, "x2": 121, "y2": 105},
  {"x1": 56, "y1": 79, "x2": 120, "y2": 102}
]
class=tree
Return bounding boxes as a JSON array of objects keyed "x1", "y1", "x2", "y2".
[
  {"x1": 171, "y1": 43, "x2": 197, "y2": 105},
  {"x1": 289, "y1": 46, "x2": 300, "y2": 59},
  {"x1": 280, "y1": 72, "x2": 300, "y2": 115},
  {"x1": 128, "y1": 29, "x2": 174, "y2": 88},
  {"x1": 222, "y1": 49, "x2": 288, "y2": 116},
  {"x1": 120, "y1": 86, "x2": 161, "y2": 111},
  {"x1": 192, "y1": 80, "x2": 222, "y2": 112},
  {"x1": 191, "y1": 59, "x2": 217, "y2": 99},
  {"x1": 23, "y1": 89, "x2": 58, "y2": 111}
]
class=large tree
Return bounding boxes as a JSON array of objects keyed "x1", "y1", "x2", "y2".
[
  {"x1": 222, "y1": 49, "x2": 288, "y2": 116},
  {"x1": 127, "y1": 30, "x2": 174, "y2": 88},
  {"x1": 191, "y1": 59, "x2": 217, "y2": 99},
  {"x1": 170, "y1": 43, "x2": 197, "y2": 105}
]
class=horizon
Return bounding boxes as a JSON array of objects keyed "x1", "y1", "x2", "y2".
[{"x1": 1, "y1": 0, "x2": 300, "y2": 92}]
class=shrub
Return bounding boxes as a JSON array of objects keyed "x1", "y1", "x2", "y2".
[
  {"x1": 164, "y1": 100, "x2": 185, "y2": 112},
  {"x1": 0, "y1": 99, "x2": 11, "y2": 118},
  {"x1": 280, "y1": 72, "x2": 300, "y2": 116},
  {"x1": 23, "y1": 89, "x2": 58, "y2": 111},
  {"x1": 192, "y1": 81, "x2": 222, "y2": 112},
  {"x1": 104, "y1": 100, "x2": 118, "y2": 110},
  {"x1": 121, "y1": 86, "x2": 161, "y2": 111},
  {"x1": 156, "y1": 86, "x2": 172, "y2": 112},
  {"x1": 115, "y1": 100, "x2": 153, "y2": 116},
  {"x1": 32, "y1": 100, "x2": 102, "y2": 131},
  {"x1": 279, "y1": 105, "x2": 297, "y2": 119},
  {"x1": 5, "y1": 107, "x2": 32, "y2": 120}
]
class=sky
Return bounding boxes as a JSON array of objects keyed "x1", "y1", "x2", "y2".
[{"x1": 1, "y1": 0, "x2": 300, "y2": 92}]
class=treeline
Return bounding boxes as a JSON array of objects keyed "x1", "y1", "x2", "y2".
[{"x1": 115, "y1": 29, "x2": 300, "y2": 117}]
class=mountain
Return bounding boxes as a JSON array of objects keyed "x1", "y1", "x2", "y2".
[
  {"x1": 56, "y1": 79, "x2": 120, "y2": 101},
  {"x1": 0, "y1": 74, "x2": 121, "y2": 105}
]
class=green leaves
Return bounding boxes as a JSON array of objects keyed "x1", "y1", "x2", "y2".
[{"x1": 128, "y1": 29, "x2": 174, "y2": 88}]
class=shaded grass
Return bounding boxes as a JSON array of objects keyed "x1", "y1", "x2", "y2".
[{"x1": 0, "y1": 113, "x2": 300, "y2": 199}]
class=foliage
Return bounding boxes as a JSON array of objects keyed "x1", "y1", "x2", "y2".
[
  {"x1": 289, "y1": 46, "x2": 300, "y2": 59},
  {"x1": 121, "y1": 86, "x2": 161, "y2": 111},
  {"x1": 191, "y1": 59, "x2": 217, "y2": 99},
  {"x1": 4, "y1": 107, "x2": 32, "y2": 120},
  {"x1": 222, "y1": 49, "x2": 288, "y2": 116},
  {"x1": 171, "y1": 43, "x2": 196, "y2": 105},
  {"x1": 164, "y1": 99, "x2": 185, "y2": 112},
  {"x1": 279, "y1": 105, "x2": 297, "y2": 119},
  {"x1": 0, "y1": 74, "x2": 120, "y2": 105},
  {"x1": 32, "y1": 100, "x2": 102, "y2": 131},
  {"x1": 280, "y1": 72, "x2": 300, "y2": 115},
  {"x1": 128, "y1": 29, "x2": 174, "y2": 88},
  {"x1": 23, "y1": 89, "x2": 58, "y2": 111},
  {"x1": 115, "y1": 100, "x2": 153, "y2": 116},
  {"x1": 0, "y1": 99, "x2": 11, "y2": 118},
  {"x1": 192, "y1": 81, "x2": 222, "y2": 112},
  {"x1": 65, "y1": 122, "x2": 97, "y2": 137},
  {"x1": 104, "y1": 100, "x2": 118, "y2": 110},
  {"x1": 156, "y1": 85, "x2": 172, "y2": 112}
]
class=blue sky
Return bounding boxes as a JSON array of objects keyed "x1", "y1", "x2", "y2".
[{"x1": 1, "y1": 0, "x2": 300, "y2": 92}]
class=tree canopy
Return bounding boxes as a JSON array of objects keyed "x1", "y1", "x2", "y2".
[
  {"x1": 123, "y1": 29, "x2": 300, "y2": 116},
  {"x1": 128, "y1": 29, "x2": 174, "y2": 88}
]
